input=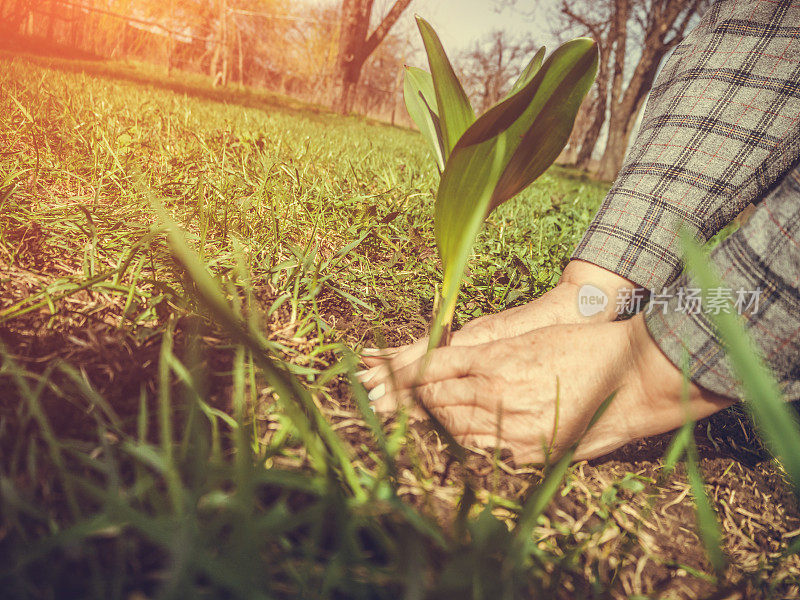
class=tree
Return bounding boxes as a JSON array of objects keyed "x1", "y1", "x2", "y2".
[
  {"x1": 336, "y1": 0, "x2": 412, "y2": 114},
  {"x1": 555, "y1": 1, "x2": 614, "y2": 169},
  {"x1": 554, "y1": 0, "x2": 707, "y2": 179},
  {"x1": 0, "y1": 0, "x2": 34, "y2": 34},
  {"x1": 456, "y1": 30, "x2": 537, "y2": 114},
  {"x1": 596, "y1": 0, "x2": 706, "y2": 180}
]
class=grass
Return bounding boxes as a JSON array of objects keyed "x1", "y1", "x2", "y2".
[{"x1": 1, "y1": 51, "x2": 799, "y2": 599}]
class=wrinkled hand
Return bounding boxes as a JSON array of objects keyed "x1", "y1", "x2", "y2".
[
  {"x1": 359, "y1": 314, "x2": 733, "y2": 463},
  {"x1": 361, "y1": 259, "x2": 637, "y2": 371}
]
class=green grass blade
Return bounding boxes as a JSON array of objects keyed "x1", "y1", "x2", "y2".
[
  {"x1": 415, "y1": 15, "x2": 475, "y2": 159},
  {"x1": 672, "y1": 351, "x2": 726, "y2": 573},
  {"x1": 508, "y1": 391, "x2": 616, "y2": 566},
  {"x1": 682, "y1": 232, "x2": 800, "y2": 491},
  {"x1": 661, "y1": 423, "x2": 693, "y2": 480},
  {"x1": 157, "y1": 322, "x2": 186, "y2": 514},
  {"x1": 147, "y1": 193, "x2": 368, "y2": 503},
  {"x1": 686, "y1": 440, "x2": 727, "y2": 574},
  {"x1": 0, "y1": 348, "x2": 82, "y2": 519}
]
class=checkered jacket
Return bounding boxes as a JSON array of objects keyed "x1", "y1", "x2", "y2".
[{"x1": 571, "y1": 0, "x2": 800, "y2": 399}]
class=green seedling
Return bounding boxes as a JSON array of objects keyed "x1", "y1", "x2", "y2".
[{"x1": 404, "y1": 16, "x2": 598, "y2": 348}]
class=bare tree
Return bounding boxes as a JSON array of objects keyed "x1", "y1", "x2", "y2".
[
  {"x1": 555, "y1": 1, "x2": 613, "y2": 169},
  {"x1": 597, "y1": 0, "x2": 706, "y2": 180},
  {"x1": 457, "y1": 30, "x2": 537, "y2": 114},
  {"x1": 336, "y1": 0, "x2": 412, "y2": 114},
  {"x1": 554, "y1": 0, "x2": 707, "y2": 179}
]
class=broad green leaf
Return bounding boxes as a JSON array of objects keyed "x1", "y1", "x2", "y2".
[
  {"x1": 429, "y1": 38, "x2": 597, "y2": 347},
  {"x1": 505, "y1": 46, "x2": 546, "y2": 99},
  {"x1": 682, "y1": 232, "x2": 800, "y2": 493},
  {"x1": 415, "y1": 15, "x2": 475, "y2": 159},
  {"x1": 403, "y1": 66, "x2": 445, "y2": 172},
  {"x1": 491, "y1": 41, "x2": 597, "y2": 209}
]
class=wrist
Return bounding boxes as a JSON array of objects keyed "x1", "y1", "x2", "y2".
[
  {"x1": 623, "y1": 314, "x2": 734, "y2": 438},
  {"x1": 556, "y1": 260, "x2": 641, "y2": 323}
]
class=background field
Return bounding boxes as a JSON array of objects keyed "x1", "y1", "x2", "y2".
[{"x1": 1, "y1": 52, "x2": 799, "y2": 599}]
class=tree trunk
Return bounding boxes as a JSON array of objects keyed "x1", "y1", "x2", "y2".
[
  {"x1": 560, "y1": 96, "x2": 592, "y2": 164},
  {"x1": 574, "y1": 37, "x2": 610, "y2": 169},
  {"x1": 575, "y1": 95, "x2": 605, "y2": 169},
  {"x1": 597, "y1": 114, "x2": 627, "y2": 180},
  {"x1": 337, "y1": 59, "x2": 365, "y2": 114},
  {"x1": 597, "y1": 40, "x2": 669, "y2": 180},
  {"x1": 336, "y1": 0, "x2": 372, "y2": 113},
  {"x1": 594, "y1": 0, "x2": 701, "y2": 179},
  {"x1": 46, "y1": 0, "x2": 55, "y2": 39},
  {"x1": 237, "y1": 25, "x2": 244, "y2": 83},
  {"x1": 558, "y1": 0, "x2": 704, "y2": 178},
  {"x1": 390, "y1": 60, "x2": 405, "y2": 125},
  {"x1": 70, "y1": 1, "x2": 78, "y2": 46},
  {"x1": 5, "y1": 0, "x2": 32, "y2": 33},
  {"x1": 336, "y1": 0, "x2": 411, "y2": 114},
  {"x1": 220, "y1": 0, "x2": 229, "y2": 86}
]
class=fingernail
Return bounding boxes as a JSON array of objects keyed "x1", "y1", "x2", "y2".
[
  {"x1": 355, "y1": 369, "x2": 375, "y2": 382},
  {"x1": 368, "y1": 383, "x2": 386, "y2": 402},
  {"x1": 361, "y1": 348, "x2": 383, "y2": 356}
]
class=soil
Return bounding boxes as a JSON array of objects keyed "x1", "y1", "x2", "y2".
[{"x1": 1, "y1": 258, "x2": 799, "y2": 599}]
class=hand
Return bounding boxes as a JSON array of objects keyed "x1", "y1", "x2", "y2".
[
  {"x1": 360, "y1": 259, "x2": 638, "y2": 371},
  {"x1": 359, "y1": 313, "x2": 734, "y2": 463}
]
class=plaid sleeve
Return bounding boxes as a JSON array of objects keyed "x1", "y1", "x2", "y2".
[
  {"x1": 571, "y1": 0, "x2": 800, "y2": 290},
  {"x1": 644, "y1": 161, "x2": 800, "y2": 400}
]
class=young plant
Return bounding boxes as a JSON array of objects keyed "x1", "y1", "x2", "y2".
[{"x1": 404, "y1": 16, "x2": 598, "y2": 348}]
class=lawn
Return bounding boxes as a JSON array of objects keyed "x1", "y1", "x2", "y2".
[{"x1": 1, "y1": 51, "x2": 798, "y2": 599}]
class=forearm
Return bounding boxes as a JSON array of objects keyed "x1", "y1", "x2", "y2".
[
  {"x1": 644, "y1": 161, "x2": 800, "y2": 402},
  {"x1": 572, "y1": 1, "x2": 800, "y2": 290},
  {"x1": 574, "y1": 312, "x2": 735, "y2": 460}
]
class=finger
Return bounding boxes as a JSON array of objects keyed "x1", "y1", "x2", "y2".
[
  {"x1": 459, "y1": 433, "x2": 505, "y2": 452},
  {"x1": 361, "y1": 355, "x2": 389, "y2": 368},
  {"x1": 458, "y1": 436, "x2": 547, "y2": 465},
  {"x1": 360, "y1": 323, "x2": 494, "y2": 369},
  {"x1": 371, "y1": 378, "x2": 475, "y2": 413},
  {"x1": 359, "y1": 346, "x2": 404, "y2": 366},
  {"x1": 358, "y1": 359, "x2": 423, "y2": 393},
  {"x1": 426, "y1": 402, "x2": 497, "y2": 438},
  {"x1": 362, "y1": 338, "x2": 429, "y2": 370},
  {"x1": 358, "y1": 342, "x2": 477, "y2": 393},
  {"x1": 371, "y1": 390, "x2": 426, "y2": 420},
  {"x1": 389, "y1": 345, "x2": 477, "y2": 391},
  {"x1": 357, "y1": 362, "x2": 391, "y2": 390},
  {"x1": 373, "y1": 378, "x2": 492, "y2": 429}
]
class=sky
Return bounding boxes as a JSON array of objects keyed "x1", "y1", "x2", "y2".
[
  {"x1": 417, "y1": 0, "x2": 561, "y2": 53},
  {"x1": 296, "y1": 0, "x2": 565, "y2": 59}
]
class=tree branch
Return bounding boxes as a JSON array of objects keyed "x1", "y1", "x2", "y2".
[
  {"x1": 664, "y1": 0, "x2": 702, "y2": 47},
  {"x1": 560, "y1": 1, "x2": 609, "y2": 48},
  {"x1": 364, "y1": 0, "x2": 412, "y2": 58}
]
